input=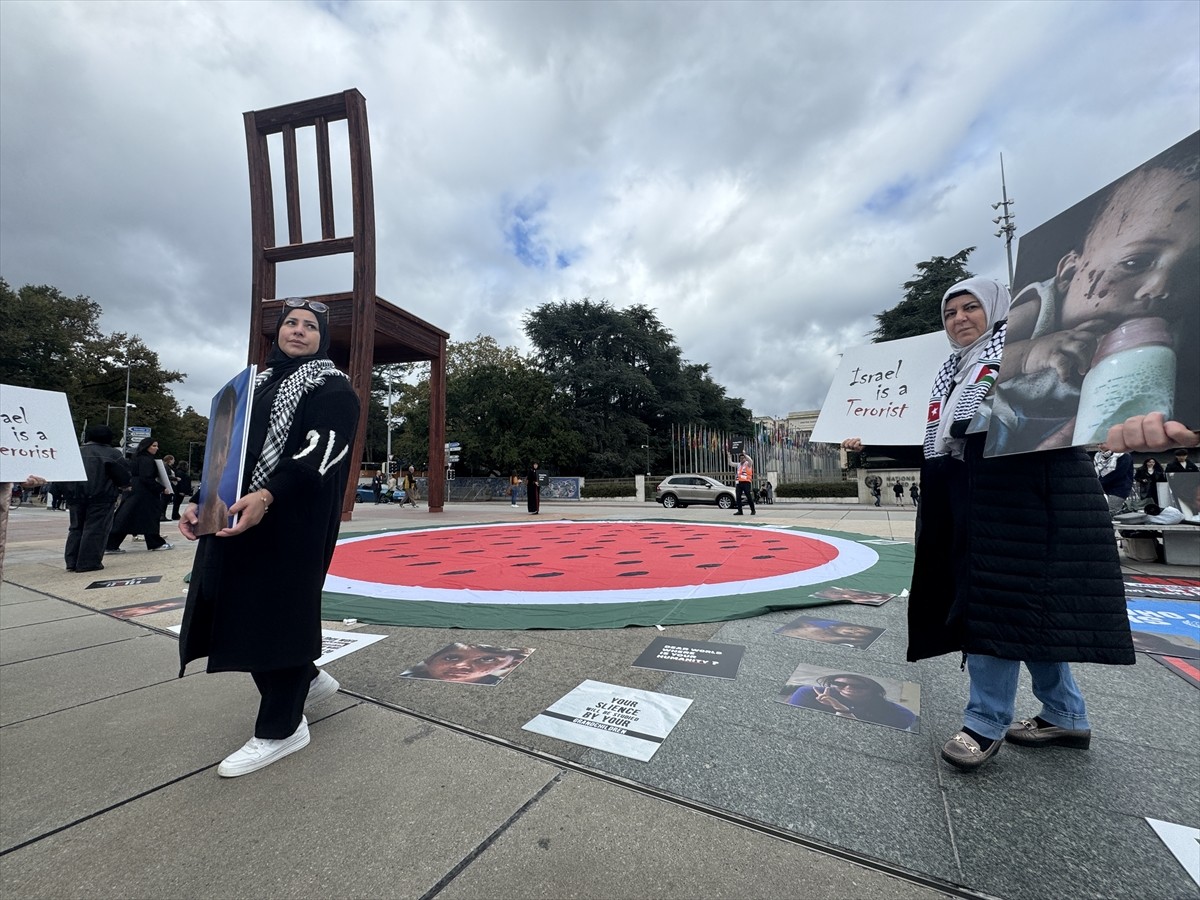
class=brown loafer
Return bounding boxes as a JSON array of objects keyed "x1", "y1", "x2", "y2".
[
  {"x1": 1005, "y1": 718, "x2": 1091, "y2": 749},
  {"x1": 941, "y1": 731, "x2": 1002, "y2": 771}
]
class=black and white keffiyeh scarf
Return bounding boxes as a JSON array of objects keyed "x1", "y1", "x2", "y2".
[
  {"x1": 247, "y1": 359, "x2": 347, "y2": 491},
  {"x1": 922, "y1": 324, "x2": 1006, "y2": 460}
]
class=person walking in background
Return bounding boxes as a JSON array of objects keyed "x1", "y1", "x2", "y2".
[
  {"x1": 159, "y1": 454, "x2": 179, "y2": 521},
  {"x1": 171, "y1": 462, "x2": 192, "y2": 520},
  {"x1": 509, "y1": 471, "x2": 521, "y2": 507},
  {"x1": 729, "y1": 451, "x2": 756, "y2": 516},
  {"x1": 1165, "y1": 448, "x2": 1199, "y2": 473},
  {"x1": 893, "y1": 481, "x2": 904, "y2": 505},
  {"x1": 1134, "y1": 457, "x2": 1166, "y2": 501},
  {"x1": 178, "y1": 298, "x2": 360, "y2": 778},
  {"x1": 526, "y1": 462, "x2": 541, "y2": 514},
  {"x1": 1093, "y1": 443, "x2": 1134, "y2": 515},
  {"x1": 402, "y1": 466, "x2": 419, "y2": 507},
  {"x1": 909, "y1": 482, "x2": 920, "y2": 507},
  {"x1": 64, "y1": 425, "x2": 130, "y2": 573},
  {"x1": 106, "y1": 437, "x2": 173, "y2": 553},
  {"x1": 843, "y1": 277, "x2": 1133, "y2": 773}
]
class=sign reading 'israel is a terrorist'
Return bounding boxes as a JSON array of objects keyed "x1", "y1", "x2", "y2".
[{"x1": 809, "y1": 331, "x2": 949, "y2": 446}]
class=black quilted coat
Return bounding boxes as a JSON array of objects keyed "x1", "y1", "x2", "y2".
[{"x1": 908, "y1": 433, "x2": 1134, "y2": 665}]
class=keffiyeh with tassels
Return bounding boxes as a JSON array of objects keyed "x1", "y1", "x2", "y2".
[
  {"x1": 922, "y1": 324, "x2": 1006, "y2": 459},
  {"x1": 248, "y1": 359, "x2": 347, "y2": 491}
]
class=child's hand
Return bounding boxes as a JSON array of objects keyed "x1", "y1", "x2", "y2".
[{"x1": 1018, "y1": 319, "x2": 1109, "y2": 381}]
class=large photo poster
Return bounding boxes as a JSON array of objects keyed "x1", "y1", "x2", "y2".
[
  {"x1": 195, "y1": 366, "x2": 255, "y2": 536},
  {"x1": 985, "y1": 131, "x2": 1199, "y2": 457}
]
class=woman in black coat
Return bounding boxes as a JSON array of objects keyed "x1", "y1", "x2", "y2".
[
  {"x1": 106, "y1": 436, "x2": 172, "y2": 552},
  {"x1": 526, "y1": 461, "x2": 541, "y2": 514},
  {"x1": 178, "y1": 299, "x2": 360, "y2": 778},
  {"x1": 844, "y1": 278, "x2": 1132, "y2": 773}
]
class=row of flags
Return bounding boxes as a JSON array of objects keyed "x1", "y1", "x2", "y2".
[{"x1": 669, "y1": 423, "x2": 840, "y2": 480}]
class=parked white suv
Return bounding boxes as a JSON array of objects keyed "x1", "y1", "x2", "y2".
[{"x1": 655, "y1": 475, "x2": 736, "y2": 510}]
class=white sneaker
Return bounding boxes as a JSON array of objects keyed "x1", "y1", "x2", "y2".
[
  {"x1": 217, "y1": 717, "x2": 310, "y2": 778},
  {"x1": 150, "y1": 542, "x2": 174, "y2": 551},
  {"x1": 305, "y1": 669, "x2": 339, "y2": 707}
]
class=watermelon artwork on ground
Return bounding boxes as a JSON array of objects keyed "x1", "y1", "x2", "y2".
[{"x1": 322, "y1": 520, "x2": 912, "y2": 630}]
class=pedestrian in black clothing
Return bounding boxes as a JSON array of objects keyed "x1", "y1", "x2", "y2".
[{"x1": 65, "y1": 425, "x2": 130, "y2": 572}]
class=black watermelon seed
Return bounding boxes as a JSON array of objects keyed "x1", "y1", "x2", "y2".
[
  {"x1": 505, "y1": 554, "x2": 530, "y2": 558},
  {"x1": 460, "y1": 550, "x2": 484, "y2": 554},
  {"x1": 407, "y1": 561, "x2": 439, "y2": 567},
  {"x1": 562, "y1": 555, "x2": 586, "y2": 559},
  {"x1": 442, "y1": 569, "x2": 475, "y2": 575},
  {"x1": 670, "y1": 553, "x2": 694, "y2": 558},
  {"x1": 617, "y1": 550, "x2": 639, "y2": 555},
  {"x1": 531, "y1": 572, "x2": 564, "y2": 578},
  {"x1": 752, "y1": 555, "x2": 775, "y2": 559},
  {"x1": 614, "y1": 560, "x2": 643, "y2": 566},
  {"x1": 616, "y1": 571, "x2": 649, "y2": 577},
  {"x1": 388, "y1": 553, "x2": 416, "y2": 558},
  {"x1": 696, "y1": 563, "x2": 721, "y2": 568},
  {"x1": 512, "y1": 562, "x2": 542, "y2": 567}
]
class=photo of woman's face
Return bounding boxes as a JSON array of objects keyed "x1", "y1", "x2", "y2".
[{"x1": 424, "y1": 645, "x2": 519, "y2": 682}]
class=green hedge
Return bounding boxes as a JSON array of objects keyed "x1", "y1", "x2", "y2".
[
  {"x1": 775, "y1": 480, "x2": 856, "y2": 498},
  {"x1": 581, "y1": 482, "x2": 637, "y2": 498}
]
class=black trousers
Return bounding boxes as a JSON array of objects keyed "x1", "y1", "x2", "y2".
[
  {"x1": 65, "y1": 499, "x2": 116, "y2": 570},
  {"x1": 735, "y1": 482, "x2": 756, "y2": 513},
  {"x1": 251, "y1": 664, "x2": 318, "y2": 739}
]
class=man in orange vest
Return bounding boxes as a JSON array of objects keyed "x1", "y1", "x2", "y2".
[{"x1": 730, "y1": 451, "x2": 756, "y2": 516}]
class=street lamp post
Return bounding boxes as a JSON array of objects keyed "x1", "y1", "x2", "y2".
[
  {"x1": 107, "y1": 403, "x2": 135, "y2": 425},
  {"x1": 118, "y1": 349, "x2": 133, "y2": 453},
  {"x1": 641, "y1": 444, "x2": 650, "y2": 477},
  {"x1": 385, "y1": 372, "x2": 393, "y2": 471}
]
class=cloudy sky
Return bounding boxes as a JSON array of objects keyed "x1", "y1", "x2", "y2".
[{"x1": 2, "y1": 0, "x2": 1197, "y2": 420}]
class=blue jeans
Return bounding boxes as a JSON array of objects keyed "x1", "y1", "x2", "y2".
[{"x1": 963, "y1": 654, "x2": 1091, "y2": 742}]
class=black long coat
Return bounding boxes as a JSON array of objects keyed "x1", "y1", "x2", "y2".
[
  {"x1": 179, "y1": 375, "x2": 359, "y2": 674},
  {"x1": 111, "y1": 453, "x2": 166, "y2": 536},
  {"x1": 908, "y1": 434, "x2": 1134, "y2": 665}
]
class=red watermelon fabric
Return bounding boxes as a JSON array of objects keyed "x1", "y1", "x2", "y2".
[{"x1": 322, "y1": 521, "x2": 911, "y2": 630}]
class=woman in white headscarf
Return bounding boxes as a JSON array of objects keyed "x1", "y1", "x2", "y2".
[{"x1": 844, "y1": 277, "x2": 1132, "y2": 772}]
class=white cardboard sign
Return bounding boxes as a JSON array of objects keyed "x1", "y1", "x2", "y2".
[
  {"x1": 0, "y1": 384, "x2": 86, "y2": 482},
  {"x1": 809, "y1": 331, "x2": 949, "y2": 447},
  {"x1": 522, "y1": 679, "x2": 692, "y2": 762}
]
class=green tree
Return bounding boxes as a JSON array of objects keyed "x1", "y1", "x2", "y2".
[
  {"x1": 0, "y1": 279, "x2": 188, "y2": 451},
  {"x1": 524, "y1": 299, "x2": 752, "y2": 475},
  {"x1": 871, "y1": 248, "x2": 976, "y2": 342}
]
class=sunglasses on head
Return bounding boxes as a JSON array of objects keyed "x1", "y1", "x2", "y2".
[{"x1": 282, "y1": 297, "x2": 329, "y2": 314}]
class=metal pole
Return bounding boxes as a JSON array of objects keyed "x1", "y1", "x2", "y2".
[
  {"x1": 992, "y1": 153, "x2": 1016, "y2": 290},
  {"x1": 385, "y1": 372, "x2": 393, "y2": 471},
  {"x1": 120, "y1": 351, "x2": 132, "y2": 454}
]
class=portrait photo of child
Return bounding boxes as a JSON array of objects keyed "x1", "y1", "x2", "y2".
[{"x1": 985, "y1": 131, "x2": 1199, "y2": 457}]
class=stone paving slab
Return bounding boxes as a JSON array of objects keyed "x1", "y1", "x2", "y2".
[
  {"x1": 0, "y1": 630, "x2": 190, "y2": 727},
  {"x1": 0, "y1": 611, "x2": 140, "y2": 665},
  {"x1": 437, "y1": 767, "x2": 948, "y2": 900},
  {"x1": 0, "y1": 596, "x2": 92, "y2": 629},
  {"x1": 0, "y1": 651, "x2": 353, "y2": 853},
  {"x1": 0, "y1": 703, "x2": 562, "y2": 900}
]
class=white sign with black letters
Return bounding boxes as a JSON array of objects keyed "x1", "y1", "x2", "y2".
[
  {"x1": 0, "y1": 384, "x2": 86, "y2": 482},
  {"x1": 809, "y1": 331, "x2": 948, "y2": 446},
  {"x1": 523, "y1": 679, "x2": 692, "y2": 762}
]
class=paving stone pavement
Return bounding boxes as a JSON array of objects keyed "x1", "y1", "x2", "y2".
[{"x1": 2, "y1": 499, "x2": 1196, "y2": 899}]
